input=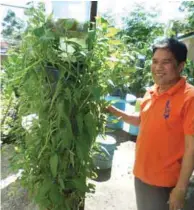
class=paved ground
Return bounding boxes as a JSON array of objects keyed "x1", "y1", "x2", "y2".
[{"x1": 85, "y1": 130, "x2": 137, "y2": 210}]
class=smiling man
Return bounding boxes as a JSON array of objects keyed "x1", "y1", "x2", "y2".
[{"x1": 108, "y1": 38, "x2": 194, "y2": 210}]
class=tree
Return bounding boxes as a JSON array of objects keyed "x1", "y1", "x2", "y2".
[
  {"x1": 99, "y1": 9, "x2": 117, "y2": 26},
  {"x1": 168, "y1": 1, "x2": 194, "y2": 37},
  {"x1": 120, "y1": 4, "x2": 164, "y2": 97},
  {"x1": 166, "y1": 2, "x2": 194, "y2": 85},
  {"x1": 122, "y1": 4, "x2": 164, "y2": 50},
  {"x1": 1, "y1": 9, "x2": 25, "y2": 41},
  {"x1": 179, "y1": 1, "x2": 194, "y2": 33}
]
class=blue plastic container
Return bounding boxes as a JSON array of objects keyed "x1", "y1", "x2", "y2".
[
  {"x1": 105, "y1": 96, "x2": 126, "y2": 129},
  {"x1": 128, "y1": 98, "x2": 141, "y2": 136}
]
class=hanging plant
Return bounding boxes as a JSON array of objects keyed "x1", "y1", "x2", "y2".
[{"x1": 3, "y1": 3, "x2": 136, "y2": 210}]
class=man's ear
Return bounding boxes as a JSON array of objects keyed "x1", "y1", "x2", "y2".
[{"x1": 178, "y1": 62, "x2": 185, "y2": 73}]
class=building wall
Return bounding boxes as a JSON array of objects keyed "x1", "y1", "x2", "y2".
[
  {"x1": 0, "y1": 41, "x2": 8, "y2": 66},
  {"x1": 180, "y1": 36, "x2": 194, "y2": 61}
]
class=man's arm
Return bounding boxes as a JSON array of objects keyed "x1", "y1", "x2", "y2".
[
  {"x1": 107, "y1": 105, "x2": 141, "y2": 126},
  {"x1": 176, "y1": 135, "x2": 194, "y2": 189},
  {"x1": 169, "y1": 135, "x2": 194, "y2": 210}
]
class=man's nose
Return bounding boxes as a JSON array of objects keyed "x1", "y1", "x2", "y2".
[{"x1": 155, "y1": 63, "x2": 164, "y2": 71}]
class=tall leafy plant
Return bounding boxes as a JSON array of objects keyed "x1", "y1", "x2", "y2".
[{"x1": 4, "y1": 3, "x2": 135, "y2": 210}]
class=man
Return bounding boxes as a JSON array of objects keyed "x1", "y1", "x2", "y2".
[{"x1": 108, "y1": 38, "x2": 194, "y2": 210}]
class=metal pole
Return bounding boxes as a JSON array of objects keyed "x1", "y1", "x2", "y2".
[{"x1": 90, "y1": 1, "x2": 98, "y2": 23}]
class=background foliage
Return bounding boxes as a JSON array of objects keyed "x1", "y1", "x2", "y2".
[{"x1": 1, "y1": 9, "x2": 25, "y2": 41}]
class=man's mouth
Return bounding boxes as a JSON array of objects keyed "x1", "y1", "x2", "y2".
[{"x1": 155, "y1": 73, "x2": 164, "y2": 76}]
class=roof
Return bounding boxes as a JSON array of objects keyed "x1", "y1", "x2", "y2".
[
  {"x1": 1, "y1": 41, "x2": 9, "y2": 49},
  {"x1": 0, "y1": 41, "x2": 9, "y2": 55},
  {"x1": 178, "y1": 31, "x2": 194, "y2": 41}
]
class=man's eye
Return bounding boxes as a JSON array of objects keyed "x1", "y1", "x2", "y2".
[{"x1": 163, "y1": 61, "x2": 170, "y2": 64}]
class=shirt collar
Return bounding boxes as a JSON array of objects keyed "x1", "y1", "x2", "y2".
[{"x1": 149, "y1": 77, "x2": 186, "y2": 96}]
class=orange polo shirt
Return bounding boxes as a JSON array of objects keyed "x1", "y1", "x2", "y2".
[{"x1": 133, "y1": 77, "x2": 194, "y2": 187}]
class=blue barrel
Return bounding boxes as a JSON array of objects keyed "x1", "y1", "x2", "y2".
[
  {"x1": 105, "y1": 96, "x2": 126, "y2": 129},
  {"x1": 128, "y1": 98, "x2": 142, "y2": 136},
  {"x1": 129, "y1": 125, "x2": 139, "y2": 136},
  {"x1": 92, "y1": 135, "x2": 117, "y2": 170}
]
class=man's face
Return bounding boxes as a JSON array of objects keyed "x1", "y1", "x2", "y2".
[{"x1": 151, "y1": 48, "x2": 183, "y2": 86}]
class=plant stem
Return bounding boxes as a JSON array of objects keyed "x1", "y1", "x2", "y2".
[{"x1": 1, "y1": 95, "x2": 13, "y2": 125}]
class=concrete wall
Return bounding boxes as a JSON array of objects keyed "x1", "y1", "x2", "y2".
[{"x1": 180, "y1": 36, "x2": 194, "y2": 61}]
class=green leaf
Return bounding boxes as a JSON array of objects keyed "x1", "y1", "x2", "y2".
[
  {"x1": 35, "y1": 196, "x2": 51, "y2": 209},
  {"x1": 50, "y1": 154, "x2": 58, "y2": 178},
  {"x1": 106, "y1": 27, "x2": 120, "y2": 37},
  {"x1": 49, "y1": 184, "x2": 62, "y2": 204},
  {"x1": 57, "y1": 18, "x2": 76, "y2": 30},
  {"x1": 37, "y1": 178, "x2": 52, "y2": 197},
  {"x1": 64, "y1": 115, "x2": 73, "y2": 138},
  {"x1": 96, "y1": 16, "x2": 108, "y2": 25},
  {"x1": 69, "y1": 150, "x2": 75, "y2": 167},
  {"x1": 34, "y1": 179, "x2": 52, "y2": 207},
  {"x1": 65, "y1": 88, "x2": 72, "y2": 102},
  {"x1": 76, "y1": 114, "x2": 83, "y2": 134},
  {"x1": 91, "y1": 86, "x2": 101, "y2": 100},
  {"x1": 72, "y1": 177, "x2": 87, "y2": 193},
  {"x1": 108, "y1": 40, "x2": 122, "y2": 45},
  {"x1": 57, "y1": 101, "x2": 64, "y2": 120},
  {"x1": 76, "y1": 136, "x2": 90, "y2": 161},
  {"x1": 44, "y1": 30, "x2": 55, "y2": 40},
  {"x1": 56, "y1": 129, "x2": 71, "y2": 151},
  {"x1": 84, "y1": 112, "x2": 96, "y2": 139},
  {"x1": 58, "y1": 177, "x2": 65, "y2": 190},
  {"x1": 33, "y1": 27, "x2": 45, "y2": 37}
]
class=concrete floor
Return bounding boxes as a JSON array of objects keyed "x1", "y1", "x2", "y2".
[{"x1": 85, "y1": 130, "x2": 137, "y2": 210}]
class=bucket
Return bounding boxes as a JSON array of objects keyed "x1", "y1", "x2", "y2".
[
  {"x1": 92, "y1": 135, "x2": 117, "y2": 170},
  {"x1": 96, "y1": 135, "x2": 116, "y2": 156}
]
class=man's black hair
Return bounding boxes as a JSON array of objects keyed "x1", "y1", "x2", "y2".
[{"x1": 153, "y1": 38, "x2": 188, "y2": 63}]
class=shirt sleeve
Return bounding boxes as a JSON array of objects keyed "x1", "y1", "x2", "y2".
[
  {"x1": 140, "y1": 91, "x2": 150, "y2": 113},
  {"x1": 183, "y1": 97, "x2": 194, "y2": 135}
]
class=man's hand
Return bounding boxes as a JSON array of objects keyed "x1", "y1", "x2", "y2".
[
  {"x1": 106, "y1": 105, "x2": 115, "y2": 113},
  {"x1": 169, "y1": 187, "x2": 186, "y2": 210},
  {"x1": 105, "y1": 105, "x2": 141, "y2": 126}
]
